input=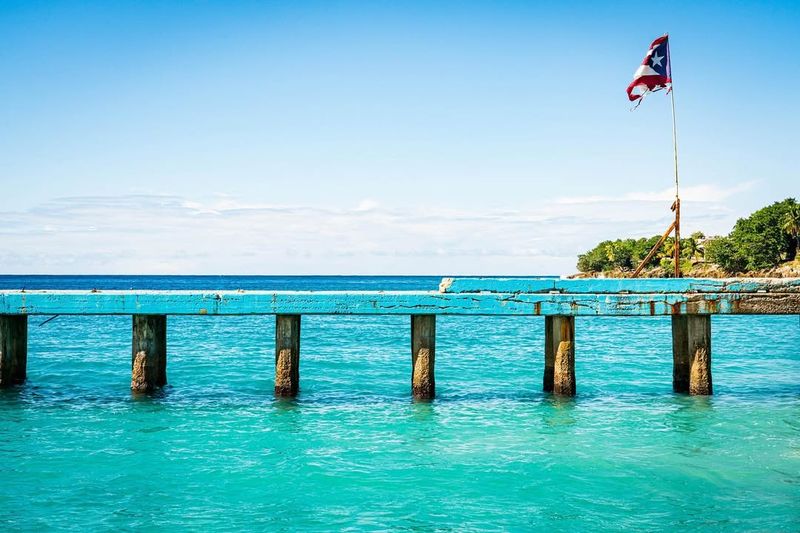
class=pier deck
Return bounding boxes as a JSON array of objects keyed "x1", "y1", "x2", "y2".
[{"x1": 1, "y1": 278, "x2": 799, "y2": 397}]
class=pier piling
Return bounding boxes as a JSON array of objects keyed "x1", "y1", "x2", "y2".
[
  {"x1": 672, "y1": 315, "x2": 712, "y2": 395},
  {"x1": 131, "y1": 315, "x2": 167, "y2": 393},
  {"x1": 671, "y1": 316, "x2": 690, "y2": 393},
  {"x1": 0, "y1": 315, "x2": 27, "y2": 387},
  {"x1": 411, "y1": 315, "x2": 435, "y2": 400},
  {"x1": 544, "y1": 316, "x2": 576, "y2": 395},
  {"x1": 275, "y1": 314, "x2": 300, "y2": 398},
  {"x1": 546, "y1": 316, "x2": 576, "y2": 396},
  {"x1": 543, "y1": 316, "x2": 555, "y2": 393}
]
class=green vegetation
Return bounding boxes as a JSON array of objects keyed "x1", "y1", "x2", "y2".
[{"x1": 577, "y1": 198, "x2": 799, "y2": 276}]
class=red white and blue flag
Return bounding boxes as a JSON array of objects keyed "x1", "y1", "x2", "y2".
[{"x1": 627, "y1": 35, "x2": 671, "y2": 101}]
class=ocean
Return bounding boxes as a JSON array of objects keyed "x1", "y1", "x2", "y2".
[{"x1": 1, "y1": 276, "x2": 799, "y2": 531}]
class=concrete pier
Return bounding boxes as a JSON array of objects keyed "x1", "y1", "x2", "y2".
[{"x1": 1, "y1": 277, "x2": 797, "y2": 398}]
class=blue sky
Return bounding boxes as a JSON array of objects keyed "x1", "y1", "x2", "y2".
[{"x1": 1, "y1": 0, "x2": 798, "y2": 274}]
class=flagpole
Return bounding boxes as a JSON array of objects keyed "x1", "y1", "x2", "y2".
[
  {"x1": 630, "y1": 33, "x2": 683, "y2": 279},
  {"x1": 668, "y1": 36, "x2": 681, "y2": 278},
  {"x1": 670, "y1": 87, "x2": 679, "y2": 200}
]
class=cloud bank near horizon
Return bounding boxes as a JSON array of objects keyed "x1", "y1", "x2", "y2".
[{"x1": 0, "y1": 182, "x2": 752, "y2": 275}]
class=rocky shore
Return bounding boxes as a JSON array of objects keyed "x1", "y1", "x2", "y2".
[{"x1": 570, "y1": 260, "x2": 800, "y2": 279}]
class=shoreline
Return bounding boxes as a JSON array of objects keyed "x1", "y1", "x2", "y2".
[{"x1": 571, "y1": 259, "x2": 800, "y2": 279}]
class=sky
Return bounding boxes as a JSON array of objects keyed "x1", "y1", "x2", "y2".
[{"x1": 1, "y1": 0, "x2": 798, "y2": 275}]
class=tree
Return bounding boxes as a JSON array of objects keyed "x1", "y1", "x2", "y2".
[
  {"x1": 632, "y1": 236, "x2": 660, "y2": 263},
  {"x1": 577, "y1": 236, "x2": 671, "y2": 273},
  {"x1": 682, "y1": 233, "x2": 703, "y2": 261},
  {"x1": 659, "y1": 257, "x2": 675, "y2": 276},
  {"x1": 576, "y1": 199, "x2": 798, "y2": 275},
  {"x1": 577, "y1": 244, "x2": 609, "y2": 272},
  {"x1": 782, "y1": 204, "x2": 800, "y2": 261},
  {"x1": 728, "y1": 199, "x2": 796, "y2": 270},
  {"x1": 704, "y1": 236, "x2": 746, "y2": 273},
  {"x1": 687, "y1": 231, "x2": 705, "y2": 260}
]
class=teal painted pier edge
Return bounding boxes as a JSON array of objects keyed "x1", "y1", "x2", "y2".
[
  {"x1": 1, "y1": 277, "x2": 799, "y2": 397},
  {"x1": 3, "y1": 279, "x2": 800, "y2": 316}
]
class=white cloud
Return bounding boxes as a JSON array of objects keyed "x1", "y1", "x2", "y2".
[
  {"x1": 354, "y1": 198, "x2": 380, "y2": 212},
  {"x1": 556, "y1": 181, "x2": 757, "y2": 205},
  {"x1": 0, "y1": 183, "x2": 752, "y2": 275}
]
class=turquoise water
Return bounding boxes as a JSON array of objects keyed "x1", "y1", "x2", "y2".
[{"x1": 1, "y1": 276, "x2": 799, "y2": 531}]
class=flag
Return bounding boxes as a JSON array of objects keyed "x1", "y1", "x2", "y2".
[{"x1": 626, "y1": 35, "x2": 671, "y2": 101}]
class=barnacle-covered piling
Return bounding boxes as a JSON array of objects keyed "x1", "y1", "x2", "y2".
[
  {"x1": 671, "y1": 315, "x2": 711, "y2": 395},
  {"x1": 545, "y1": 315, "x2": 575, "y2": 396},
  {"x1": 275, "y1": 314, "x2": 300, "y2": 398},
  {"x1": 131, "y1": 314, "x2": 167, "y2": 392},
  {"x1": 411, "y1": 315, "x2": 435, "y2": 400}
]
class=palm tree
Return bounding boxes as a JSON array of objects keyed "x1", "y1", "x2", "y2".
[
  {"x1": 783, "y1": 204, "x2": 800, "y2": 261},
  {"x1": 683, "y1": 231, "x2": 705, "y2": 262},
  {"x1": 683, "y1": 236, "x2": 699, "y2": 261}
]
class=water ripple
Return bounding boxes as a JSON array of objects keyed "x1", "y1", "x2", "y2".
[{"x1": 0, "y1": 286, "x2": 799, "y2": 530}]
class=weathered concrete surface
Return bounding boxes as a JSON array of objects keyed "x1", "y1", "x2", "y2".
[
  {"x1": 0, "y1": 315, "x2": 27, "y2": 387},
  {"x1": 690, "y1": 345, "x2": 712, "y2": 396},
  {"x1": 411, "y1": 315, "x2": 435, "y2": 400},
  {"x1": 131, "y1": 315, "x2": 167, "y2": 392},
  {"x1": 671, "y1": 316, "x2": 691, "y2": 393},
  {"x1": 687, "y1": 315, "x2": 712, "y2": 395},
  {"x1": 275, "y1": 314, "x2": 300, "y2": 398},
  {"x1": 727, "y1": 293, "x2": 800, "y2": 314},
  {"x1": 543, "y1": 316, "x2": 555, "y2": 393},
  {"x1": 3, "y1": 289, "x2": 800, "y2": 316},
  {"x1": 440, "y1": 277, "x2": 800, "y2": 294},
  {"x1": 550, "y1": 316, "x2": 576, "y2": 396},
  {"x1": 672, "y1": 315, "x2": 712, "y2": 395},
  {"x1": 544, "y1": 316, "x2": 576, "y2": 395}
]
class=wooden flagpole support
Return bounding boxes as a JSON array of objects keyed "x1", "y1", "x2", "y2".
[
  {"x1": 632, "y1": 220, "x2": 676, "y2": 278},
  {"x1": 672, "y1": 197, "x2": 681, "y2": 277}
]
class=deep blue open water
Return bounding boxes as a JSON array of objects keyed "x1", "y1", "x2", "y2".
[{"x1": 1, "y1": 276, "x2": 799, "y2": 531}]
